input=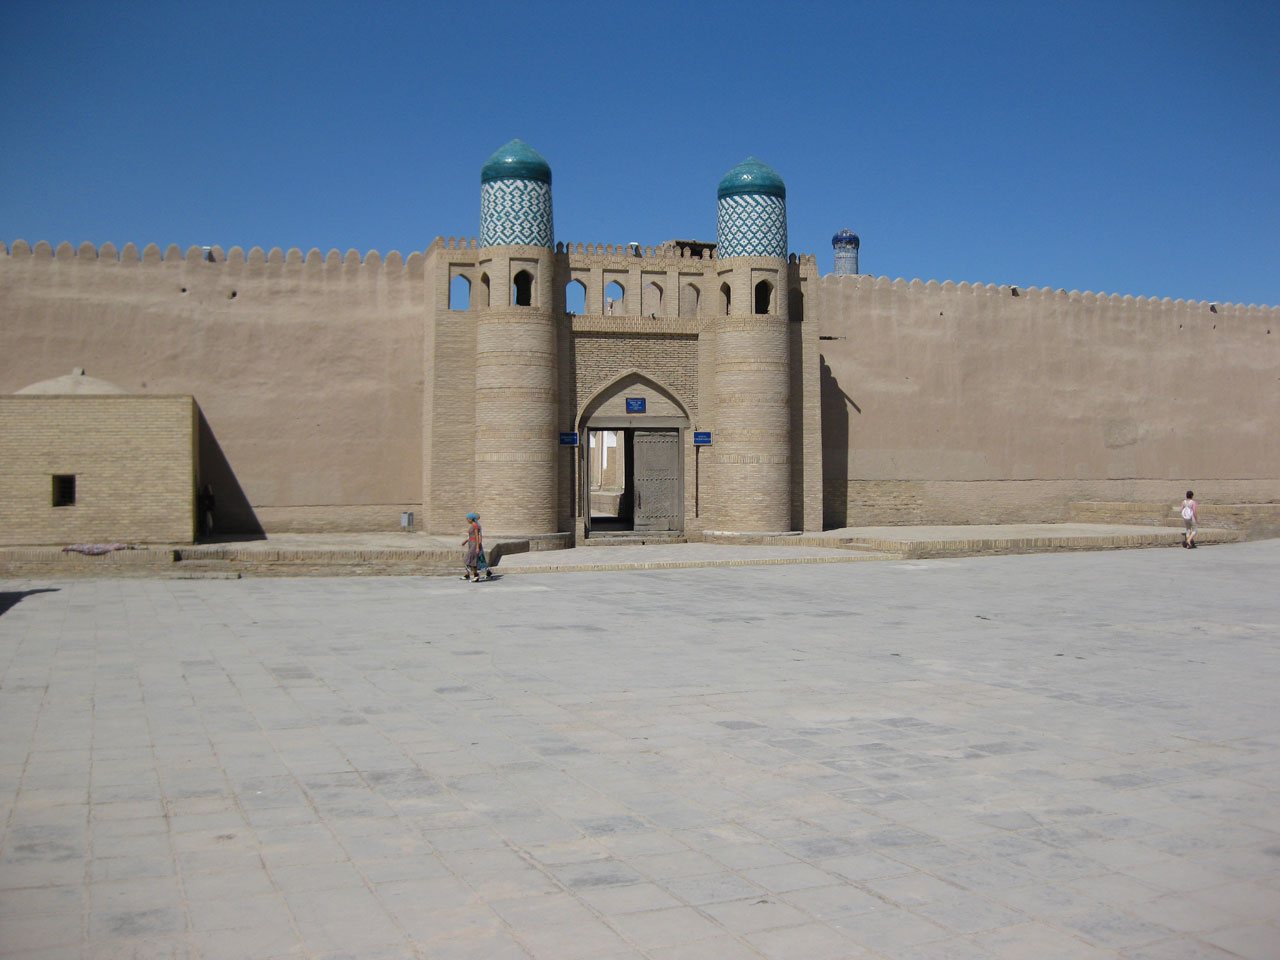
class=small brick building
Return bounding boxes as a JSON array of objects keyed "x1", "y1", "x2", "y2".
[{"x1": 0, "y1": 369, "x2": 197, "y2": 544}]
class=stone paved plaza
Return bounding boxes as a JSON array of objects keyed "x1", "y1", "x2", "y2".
[{"x1": 2, "y1": 542, "x2": 1279, "y2": 959}]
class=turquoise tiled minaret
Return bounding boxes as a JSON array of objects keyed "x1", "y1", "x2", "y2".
[
  {"x1": 480, "y1": 139, "x2": 554, "y2": 248},
  {"x1": 716, "y1": 158, "x2": 787, "y2": 258}
]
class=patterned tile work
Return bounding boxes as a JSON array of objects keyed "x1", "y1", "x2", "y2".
[
  {"x1": 716, "y1": 193, "x2": 787, "y2": 259},
  {"x1": 480, "y1": 178, "x2": 554, "y2": 248}
]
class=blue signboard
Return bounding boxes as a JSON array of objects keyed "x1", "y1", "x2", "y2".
[
  {"x1": 559, "y1": 432, "x2": 579, "y2": 446},
  {"x1": 693, "y1": 431, "x2": 712, "y2": 446},
  {"x1": 625, "y1": 397, "x2": 646, "y2": 413}
]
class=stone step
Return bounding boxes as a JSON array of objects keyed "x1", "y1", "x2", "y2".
[{"x1": 580, "y1": 533, "x2": 687, "y2": 547}]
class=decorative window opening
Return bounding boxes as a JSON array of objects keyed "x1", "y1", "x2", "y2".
[
  {"x1": 449, "y1": 274, "x2": 470, "y2": 310},
  {"x1": 513, "y1": 270, "x2": 534, "y2": 307},
  {"x1": 605, "y1": 280, "x2": 625, "y2": 315},
  {"x1": 565, "y1": 278, "x2": 586, "y2": 314},
  {"x1": 642, "y1": 281, "x2": 663, "y2": 317},
  {"x1": 719, "y1": 282, "x2": 731, "y2": 315},
  {"x1": 479, "y1": 273, "x2": 491, "y2": 308},
  {"x1": 52, "y1": 474, "x2": 76, "y2": 507},
  {"x1": 679, "y1": 283, "x2": 699, "y2": 318},
  {"x1": 754, "y1": 280, "x2": 773, "y2": 315}
]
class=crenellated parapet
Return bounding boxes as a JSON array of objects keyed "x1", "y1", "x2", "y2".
[
  {"x1": 820, "y1": 271, "x2": 1276, "y2": 315},
  {"x1": 2, "y1": 238, "x2": 426, "y2": 276},
  {"x1": 422, "y1": 235, "x2": 819, "y2": 273}
]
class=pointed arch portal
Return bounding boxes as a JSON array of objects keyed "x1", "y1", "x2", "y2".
[{"x1": 578, "y1": 371, "x2": 690, "y2": 536}]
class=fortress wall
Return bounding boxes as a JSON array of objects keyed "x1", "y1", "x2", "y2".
[
  {"x1": 816, "y1": 274, "x2": 1280, "y2": 525},
  {"x1": 0, "y1": 240, "x2": 427, "y2": 533}
]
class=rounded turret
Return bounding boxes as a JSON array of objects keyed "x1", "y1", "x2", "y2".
[
  {"x1": 479, "y1": 139, "x2": 554, "y2": 248},
  {"x1": 716, "y1": 158, "x2": 788, "y2": 259},
  {"x1": 832, "y1": 229, "x2": 860, "y2": 275},
  {"x1": 474, "y1": 139, "x2": 559, "y2": 533},
  {"x1": 709, "y1": 157, "x2": 792, "y2": 532}
]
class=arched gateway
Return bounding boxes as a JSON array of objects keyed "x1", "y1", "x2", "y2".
[
  {"x1": 579, "y1": 372, "x2": 690, "y2": 535},
  {"x1": 419, "y1": 140, "x2": 824, "y2": 538}
]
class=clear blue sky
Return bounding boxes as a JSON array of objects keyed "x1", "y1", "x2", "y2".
[{"x1": 3, "y1": 0, "x2": 1277, "y2": 305}]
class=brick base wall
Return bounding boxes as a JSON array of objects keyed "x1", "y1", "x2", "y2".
[{"x1": 827, "y1": 478, "x2": 1280, "y2": 528}]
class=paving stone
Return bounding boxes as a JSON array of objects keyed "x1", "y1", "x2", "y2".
[
  {"x1": 1197, "y1": 923, "x2": 1280, "y2": 960},
  {"x1": 699, "y1": 895, "x2": 811, "y2": 933},
  {"x1": 650, "y1": 935, "x2": 778, "y2": 960},
  {"x1": 512, "y1": 917, "x2": 636, "y2": 959},
  {"x1": 834, "y1": 906, "x2": 952, "y2": 951},
  {"x1": 741, "y1": 860, "x2": 839, "y2": 893},
  {"x1": 574, "y1": 879, "x2": 684, "y2": 915},
  {"x1": 745, "y1": 922, "x2": 871, "y2": 958},
  {"x1": 973, "y1": 921, "x2": 1111, "y2": 960},
  {"x1": 605, "y1": 905, "x2": 727, "y2": 949}
]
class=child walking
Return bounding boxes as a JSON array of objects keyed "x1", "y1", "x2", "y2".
[{"x1": 1180, "y1": 491, "x2": 1198, "y2": 548}]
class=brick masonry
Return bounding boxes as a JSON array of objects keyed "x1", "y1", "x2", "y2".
[{"x1": 0, "y1": 395, "x2": 196, "y2": 544}]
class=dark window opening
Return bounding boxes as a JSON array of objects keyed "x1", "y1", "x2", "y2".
[
  {"x1": 53, "y1": 474, "x2": 76, "y2": 507},
  {"x1": 513, "y1": 270, "x2": 533, "y2": 306},
  {"x1": 754, "y1": 280, "x2": 773, "y2": 315},
  {"x1": 479, "y1": 273, "x2": 491, "y2": 307},
  {"x1": 719, "y1": 282, "x2": 731, "y2": 315}
]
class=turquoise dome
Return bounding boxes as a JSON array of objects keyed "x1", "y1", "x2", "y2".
[
  {"x1": 717, "y1": 157, "x2": 786, "y2": 200},
  {"x1": 481, "y1": 139, "x2": 552, "y2": 185}
]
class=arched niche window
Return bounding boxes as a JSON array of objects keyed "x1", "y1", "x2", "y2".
[
  {"x1": 719, "y1": 282, "x2": 731, "y2": 316},
  {"x1": 679, "y1": 283, "x2": 699, "y2": 318},
  {"x1": 605, "y1": 280, "x2": 625, "y2": 315},
  {"x1": 754, "y1": 279, "x2": 773, "y2": 315},
  {"x1": 565, "y1": 278, "x2": 586, "y2": 314},
  {"x1": 478, "y1": 273, "x2": 491, "y2": 308},
  {"x1": 642, "y1": 281, "x2": 663, "y2": 317},
  {"x1": 789, "y1": 287, "x2": 804, "y2": 322},
  {"x1": 449, "y1": 274, "x2": 470, "y2": 311},
  {"x1": 513, "y1": 270, "x2": 533, "y2": 307}
]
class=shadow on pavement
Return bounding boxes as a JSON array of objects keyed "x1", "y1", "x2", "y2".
[{"x1": 0, "y1": 588, "x2": 60, "y2": 617}]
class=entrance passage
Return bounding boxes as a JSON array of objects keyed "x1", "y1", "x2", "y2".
[{"x1": 587, "y1": 427, "x2": 681, "y2": 534}]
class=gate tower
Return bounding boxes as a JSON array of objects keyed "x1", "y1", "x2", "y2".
[
  {"x1": 713, "y1": 157, "x2": 793, "y2": 531},
  {"x1": 475, "y1": 139, "x2": 558, "y2": 532}
]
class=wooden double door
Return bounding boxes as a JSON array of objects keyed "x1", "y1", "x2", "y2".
[{"x1": 586, "y1": 427, "x2": 682, "y2": 533}]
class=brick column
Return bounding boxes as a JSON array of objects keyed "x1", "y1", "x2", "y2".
[
  {"x1": 474, "y1": 248, "x2": 558, "y2": 533},
  {"x1": 711, "y1": 299, "x2": 791, "y2": 531}
]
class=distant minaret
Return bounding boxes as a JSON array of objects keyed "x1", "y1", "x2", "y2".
[{"x1": 832, "y1": 229, "x2": 860, "y2": 275}]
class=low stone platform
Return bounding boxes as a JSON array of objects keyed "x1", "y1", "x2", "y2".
[
  {"x1": 1069, "y1": 500, "x2": 1280, "y2": 539},
  {"x1": 768, "y1": 522, "x2": 1242, "y2": 560},
  {"x1": 0, "y1": 522, "x2": 1247, "y2": 578},
  {"x1": 0, "y1": 533, "x2": 551, "y2": 579}
]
